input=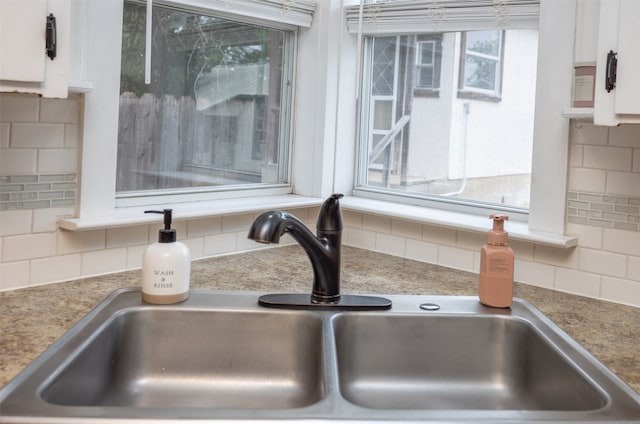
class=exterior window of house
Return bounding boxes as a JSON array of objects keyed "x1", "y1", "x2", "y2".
[
  {"x1": 116, "y1": 0, "x2": 294, "y2": 197},
  {"x1": 416, "y1": 40, "x2": 436, "y2": 88},
  {"x1": 357, "y1": 29, "x2": 538, "y2": 212},
  {"x1": 459, "y1": 30, "x2": 504, "y2": 100}
]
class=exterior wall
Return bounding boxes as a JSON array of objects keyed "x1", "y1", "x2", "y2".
[
  {"x1": 1, "y1": 94, "x2": 639, "y2": 307},
  {"x1": 408, "y1": 30, "x2": 538, "y2": 182}
]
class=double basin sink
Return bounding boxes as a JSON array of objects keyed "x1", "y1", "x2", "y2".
[{"x1": 1, "y1": 289, "x2": 639, "y2": 422}]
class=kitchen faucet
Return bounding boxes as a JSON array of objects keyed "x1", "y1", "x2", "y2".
[{"x1": 247, "y1": 194, "x2": 391, "y2": 310}]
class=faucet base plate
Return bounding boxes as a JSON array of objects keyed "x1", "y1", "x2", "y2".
[{"x1": 258, "y1": 293, "x2": 392, "y2": 311}]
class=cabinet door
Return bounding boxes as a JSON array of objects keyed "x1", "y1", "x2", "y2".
[
  {"x1": 0, "y1": 0, "x2": 69, "y2": 98},
  {"x1": 0, "y1": 0, "x2": 47, "y2": 82},
  {"x1": 614, "y1": 0, "x2": 640, "y2": 114},
  {"x1": 594, "y1": 0, "x2": 640, "y2": 125}
]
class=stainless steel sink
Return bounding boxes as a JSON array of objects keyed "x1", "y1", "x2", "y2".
[
  {"x1": 334, "y1": 314, "x2": 605, "y2": 411},
  {"x1": 1, "y1": 289, "x2": 639, "y2": 423},
  {"x1": 41, "y1": 309, "x2": 324, "y2": 410}
]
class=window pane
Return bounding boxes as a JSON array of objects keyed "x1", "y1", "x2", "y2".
[
  {"x1": 358, "y1": 31, "x2": 538, "y2": 210},
  {"x1": 117, "y1": 1, "x2": 291, "y2": 194},
  {"x1": 466, "y1": 30, "x2": 500, "y2": 57},
  {"x1": 418, "y1": 41, "x2": 434, "y2": 65},
  {"x1": 464, "y1": 55, "x2": 497, "y2": 91}
]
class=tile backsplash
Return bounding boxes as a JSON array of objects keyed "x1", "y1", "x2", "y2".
[{"x1": 1, "y1": 93, "x2": 639, "y2": 307}]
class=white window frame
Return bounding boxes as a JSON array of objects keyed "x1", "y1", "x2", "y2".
[
  {"x1": 333, "y1": 0, "x2": 577, "y2": 242},
  {"x1": 72, "y1": 0, "x2": 575, "y2": 246},
  {"x1": 416, "y1": 40, "x2": 436, "y2": 89},
  {"x1": 459, "y1": 30, "x2": 504, "y2": 97},
  {"x1": 75, "y1": 0, "x2": 322, "y2": 224}
]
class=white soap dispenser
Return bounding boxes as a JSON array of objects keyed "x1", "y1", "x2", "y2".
[{"x1": 142, "y1": 209, "x2": 191, "y2": 304}]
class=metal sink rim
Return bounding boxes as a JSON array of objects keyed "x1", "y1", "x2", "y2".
[{"x1": 1, "y1": 288, "x2": 639, "y2": 423}]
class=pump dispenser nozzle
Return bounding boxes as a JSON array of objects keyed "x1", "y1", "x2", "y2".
[
  {"x1": 145, "y1": 209, "x2": 176, "y2": 243},
  {"x1": 488, "y1": 214, "x2": 509, "y2": 246}
]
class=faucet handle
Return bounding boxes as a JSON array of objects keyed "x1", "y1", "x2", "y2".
[{"x1": 316, "y1": 193, "x2": 344, "y2": 233}]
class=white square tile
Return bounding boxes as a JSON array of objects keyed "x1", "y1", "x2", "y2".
[
  {"x1": 182, "y1": 237, "x2": 203, "y2": 260},
  {"x1": 107, "y1": 225, "x2": 149, "y2": 248},
  {"x1": 362, "y1": 214, "x2": 391, "y2": 234},
  {"x1": 64, "y1": 124, "x2": 80, "y2": 148},
  {"x1": 221, "y1": 214, "x2": 254, "y2": 233},
  {"x1": 344, "y1": 227, "x2": 376, "y2": 250},
  {"x1": 568, "y1": 144, "x2": 583, "y2": 167},
  {"x1": 456, "y1": 231, "x2": 485, "y2": 251},
  {"x1": 509, "y1": 239, "x2": 534, "y2": 260},
  {"x1": 58, "y1": 229, "x2": 105, "y2": 254},
  {"x1": 82, "y1": 248, "x2": 127, "y2": 276},
  {"x1": 554, "y1": 267, "x2": 601, "y2": 298},
  {"x1": 438, "y1": 245, "x2": 474, "y2": 272},
  {"x1": 0, "y1": 123, "x2": 9, "y2": 148},
  {"x1": 2, "y1": 232, "x2": 57, "y2": 261},
  {"x1": 628, "y1": 256, "x2": 640, "y2": 282},
  {"x1": 37, "y1": 149, "x2": 78, "y2": 173},
  {"x1": 570, "y1": 123, "x2": 608, "y2": 146},
  {"x1": 513, "y1": 259, "x2": 555, "y2": 289},
  {"x1": 187, "y1": 217, "x2": 221, "y2": 238},
  {"x1": 600, "y1": 277, "x2": 640, "y2": 307},
  {"x1": 342, "y1": 210, "x2": 363, "y2": 228},
  {"x1": 0, "y1": 94, "x2": 39, "y2": 122},
  {"x1": 634, "y1": 149, "x2": 640, "y2": 173},
  {"x1": 0, "y1": 261, "x2": 30, "y2": 290},
  {"x1": 30, "y1": 254, "x2": 82, "y2": 285},
  {"x1": 32, "y1": 207, "x2": 74, "y2": 233},
  {"x1": 566, "y1": 222, "x2": 603, "y2": 249},
  {"x1": 11, "y1": 123, "x2": 65, "y2": 148},
  {"x1": 608, "y1": 124, "x2": 640, "y2": 148},
  {"x1": 405, "y1": 238, "x2": 438, "y2": 264},
  {"x1": 375, "y1": 233, "x2": 405, "y2": 257},
  {"x1": 534, "y1": 244, "x2": 579, "y2": 268},
  {"x1": 583, "y1": 145, "x2": 633, "y2": 171},
  {"x1": 603, "y1": 228, "x2": 640, "y2": 256},
  {"x1": 578, "y1": 248, "x2": 627, "y2": 278},
  {"x1": 422, "y1": 224, "x2": 456, "y2": 246},
  {"x1": 605, "y1": 171, "x2": 640, "y2": 198},
  {"x1": 568, "y1": 168, "x2": 606, "y2": 192},
  {"x1": 127, "y1": 244, "x2": 147, "y2": 269},
  {"x1": 391, "y1": 219, "x2": 422, "y2": 240},
  {"x1": 39, "y1": 98, "x2": 80, "y2": 124},
  {"x1": 0, "y1": 210, "x2": 32, "y2": 236},
  {"x1": 204, "y1": 232, "x2": 237, "y2": 256},
  {"x1": 0, "y1": 149, "x2": 37, "y2": 174}
]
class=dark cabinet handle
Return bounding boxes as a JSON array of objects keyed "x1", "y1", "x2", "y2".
[
  {"x1": 46, "y1": 13, "x2": 56, "y2": 60},
  {"x1": 605, "y1": 50, "x2": 617, "y2": 93}
]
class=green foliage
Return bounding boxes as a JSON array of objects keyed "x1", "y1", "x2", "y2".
[{"x1": 120, "y1": 1, "x2": 275, "y2": 98}]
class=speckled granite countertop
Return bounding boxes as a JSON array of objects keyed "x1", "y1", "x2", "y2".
[{"x1": 1, "y1": 246, "x2": 639, "y2": 393}]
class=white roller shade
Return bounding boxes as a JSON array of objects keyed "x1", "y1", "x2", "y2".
[
  {"x1": 159, "y1": 0, "x2": 317, "y2": 28},
  {"x1": 346, "y1": 0, "x2": 539, "y2": 34}
]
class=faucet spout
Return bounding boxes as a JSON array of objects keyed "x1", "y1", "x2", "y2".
[{"x1": 247, "y1": 194, "x2": 344, "y2": 304}]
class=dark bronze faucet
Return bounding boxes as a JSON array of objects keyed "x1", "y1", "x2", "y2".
[{"x1": 248, "y1": 193, "x2": 391, "y2": 310}]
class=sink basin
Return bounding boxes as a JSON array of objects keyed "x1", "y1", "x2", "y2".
[
  {"x1": 1, "y1": 290, "x2": 639, "y2": 422},
  {"x1": 334, "y1": 314, "x2": 605, "y2": 411},
  {"x1": 42, "y1": 309, "x2": 324, "y2": 409}
]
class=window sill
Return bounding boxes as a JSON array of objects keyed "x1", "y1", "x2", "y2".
[
  {"x1": 340, "y1": 196, "x2": 577, "y2": 248},
  {"x1": 58, "y1": 194, "x2": 323, "y2": 231}
]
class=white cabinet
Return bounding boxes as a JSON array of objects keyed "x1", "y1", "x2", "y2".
[
  {"x1": 594, "y1": 0, "x2": 640, "y2": 125},
  {"x1": 0, "y1": 0, "x2": 70, "y2": 98}
]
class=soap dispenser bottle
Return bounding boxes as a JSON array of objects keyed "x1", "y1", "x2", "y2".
[
  {"x1": 142, "y1": 209, "x2": 191, "y2": 304},
  {"x1": 479, "y1": 214, "x2": 514, "y2": 308}
]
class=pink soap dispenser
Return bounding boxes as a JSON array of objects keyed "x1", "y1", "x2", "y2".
[{"x1": 479, "y1": 214, "x2": 514, "y2": 308}]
